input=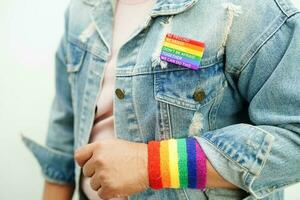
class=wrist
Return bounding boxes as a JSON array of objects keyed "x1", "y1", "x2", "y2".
[
  {"x1": 43, "y1": 181, "x2": 74, "y2": 200},
  {"x1": 138, "y1": 143, "x2": 149, "y2": 189}
]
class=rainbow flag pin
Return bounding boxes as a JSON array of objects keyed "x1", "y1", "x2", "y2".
[{"x1": 160, "y1": 33, "x2": 206, "y2": 70}]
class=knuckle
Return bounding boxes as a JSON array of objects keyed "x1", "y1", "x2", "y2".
[
  {"x1": 82, "y1": 165, "x2": 93, "y2": 177},
  {"x1": 98, "y1": 172, "x2": 106, "y2": 180},
  {"x1": 98, "y1": 187, "x2": 113, "y2": 200},
  {"x1": 82, "y1": 168, "x2": 89, "y2": 177},
  {"x1": 95, "y1": 141, "x2": 103, "y2": 148},
  {"x1": 90, "y1": 178, "x2": 98, "y2": 191},
  {"x1": 94, "y1": 157, "x2": 105, "y2": 166},
  {"x1": 90, "y1": 184, "x2": 96, "y2": 191},
  {"x1": 97, "y1": 190, "x2": 106, "y2": 199},
  {"x1": 100, "y1": 194, "x2": 111, "y2": 200}
]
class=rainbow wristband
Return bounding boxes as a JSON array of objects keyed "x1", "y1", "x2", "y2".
[{"x1": 147, "y1": 137, "x2": 207, "y2": 190}]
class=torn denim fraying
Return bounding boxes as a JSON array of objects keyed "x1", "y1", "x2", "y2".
[
  {"x1": 218, "y1": 3, "x2": 242, "y2": 55},
  {"x1": 151, "y1": 16, "x2": 173, "y2": 69},
  {"x1": 189, "y1": 111, "x2": 204, "y2": 136}
]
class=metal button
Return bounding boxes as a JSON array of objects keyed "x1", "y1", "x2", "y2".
[
  {"x1": 115, "y1": 88, "x2": 125, "y2": 99},
  {"x1": 193, "y1": 88, "x2": 206, "y2": 102}
]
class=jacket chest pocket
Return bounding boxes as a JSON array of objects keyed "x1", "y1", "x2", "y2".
[
  {"x1": 65, "y1": 40, "x2": 87, "y2": 112},
  {"x1": 153, "y1": 61, "x2": 227, "y2": 138},
  {"x1": 154, "y1": 62, "x2": 226, "y2": 110}
]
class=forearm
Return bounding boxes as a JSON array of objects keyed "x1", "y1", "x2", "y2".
[{"x1": 43, "y1": 181, "x2": 74, "y2": 200}]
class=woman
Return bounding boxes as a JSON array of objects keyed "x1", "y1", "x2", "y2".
[{"x1": 23, "y1": 0, "x2": 300, "y2": 199}]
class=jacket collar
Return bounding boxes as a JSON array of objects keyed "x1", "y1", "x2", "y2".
[
  {"x1": 151, "y1": 0, "x2": 198, "y2": 16},
  {"x1": 83, "y1": 0, "x2": 198, "y2": 16},
  {"x1": 83, "y1": 0, "x2": 198, "y2": 53}
]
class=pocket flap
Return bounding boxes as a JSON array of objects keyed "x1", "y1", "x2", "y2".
[
  {"x1": 154, "y1": 62, "x2": 226, "y2": 110},
  {"x1": 66, "y1": 42, "x2": 86, "y2": 73}
]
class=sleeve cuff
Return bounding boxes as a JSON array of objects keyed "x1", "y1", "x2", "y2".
[
  {"x1": 193, "y1": 123, "x2": 275, "y2": 199},
  {"x1": 21, "y1": 135, "x2": 75, "y2": 185}
]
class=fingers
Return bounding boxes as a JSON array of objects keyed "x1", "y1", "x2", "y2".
[
  {"x1": 90, "y1": 173, "x2": 102, "y2": 191},
  {"x1": 98, "y1": 187, "x2": 127, "y2": 200},
  {"x1": 75, "y1": 142, "x2": 99, "y2": 167},
  {"x1": 82, "y1": 157, "x2": 96, "y2": 177},
  {"x1": 97, "y1": 187, "x2": 111, "y2": 200}
]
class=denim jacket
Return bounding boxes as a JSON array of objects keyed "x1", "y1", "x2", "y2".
[{"x1": 22, "y1": 0, "x2": 300, "y2": 199}]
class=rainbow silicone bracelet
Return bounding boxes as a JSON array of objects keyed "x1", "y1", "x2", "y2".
[{"x1": 147, "y1": 137, "x2": 207, "y2": 190}]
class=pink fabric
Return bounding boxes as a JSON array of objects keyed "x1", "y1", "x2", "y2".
[{"x1": 81, "y1": 0, "x2": 155, "y2": 199}]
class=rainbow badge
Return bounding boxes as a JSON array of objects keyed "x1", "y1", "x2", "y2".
[{"x1": 160, "y1": 33, "x2": 206, "y2": 70}]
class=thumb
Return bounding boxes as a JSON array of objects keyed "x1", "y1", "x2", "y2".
[{"x1": 74, "y1": 143, "x2": 97, "y2": 167}]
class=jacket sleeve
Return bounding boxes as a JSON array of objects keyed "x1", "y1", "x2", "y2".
[
  {"x1": 22, "y1": 5, "x2": 75, "y2": 185},
  {"x1": 194, "y1": 13, "x2": 300, "y2": 199}
]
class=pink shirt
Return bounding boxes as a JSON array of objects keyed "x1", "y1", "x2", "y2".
[{"x1": 81, "y1": 0, "x2": 155, "y2": 199}]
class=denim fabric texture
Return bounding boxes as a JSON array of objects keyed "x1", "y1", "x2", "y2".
[{"x1": 22, "y1": 0, "x2": 300, "y2": 199}]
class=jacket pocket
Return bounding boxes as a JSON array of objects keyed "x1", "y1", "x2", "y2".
[{"x1": 153, "y1": 61, "x2": 226, "y2": 111}]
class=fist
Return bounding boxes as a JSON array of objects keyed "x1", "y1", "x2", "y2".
[{"x1": 75, "y1": 139, "x2": 149, "y2": 200}]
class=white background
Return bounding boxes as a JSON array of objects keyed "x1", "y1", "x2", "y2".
[{"x1": 0, "y1": 0, "x2": 299, "y2": 199}]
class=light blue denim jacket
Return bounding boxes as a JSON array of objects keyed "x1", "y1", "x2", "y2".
[{"x1": 22, "y1": 0, "x2": 300, "y2": 199}]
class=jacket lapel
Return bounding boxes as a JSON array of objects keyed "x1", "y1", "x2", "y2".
[{"x1": 84, "y1": 0, "x2": 198, "y2": 53}]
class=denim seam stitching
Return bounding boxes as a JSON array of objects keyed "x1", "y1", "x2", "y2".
[
  {"x1": 166, "y1": 103, "x2": 173, "y2": 138},
  {"x1": 115, "y1": 59, "x2": 224, "y2": 77},
  {"x1": 253, "y1": 179, "x2": 300, "y2": 195},
  {"x1": 224, "y1": 14, "x2": 287, "y2": 75},
  {"x1": 200, "y1": 136, "x2": 248, "y2": 172},
  {"x1": 68, "y1": 34, "x2": 109, "y2": 61},
  {"x1": 199, "y1": 137, "x2": 250, "y2": 192},
  {"x1": 208, "y1": 83, "x2": 226, "y2": 131},
  {"x1": 131, "y1": 33, "x2": 149, "y2": 143},
  {"x1": 151, "y1": 0, "x2": 198, "y2": 17},
  {"x1": 182, "y1": 188, "x2": 191, "y2": 200},
  {"x1": 131, "y1": 76, "x2": 145, "y2": 142},
  {"x1": 237, "y1": 14, "x2": 287, "y2": 75},
  {"x1": 200, "y1": 124, "x2": 275, "y2": 176},
  {"x1": 155, "y1": 80, "x2": 227, "y2": 111},
  {"x1": 246, "y1": 126, "x2": 275, "y2": 176},
  {"x1": 274, "y1": 0, "x2": 300, "y2": 17},
  {"x1": 42, "y1": 169, "x2": 75, "y2": 185}
]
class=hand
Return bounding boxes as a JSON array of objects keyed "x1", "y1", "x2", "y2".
[{"x1": 75, "y1": 139, "x2": 149, "y2": 200}]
